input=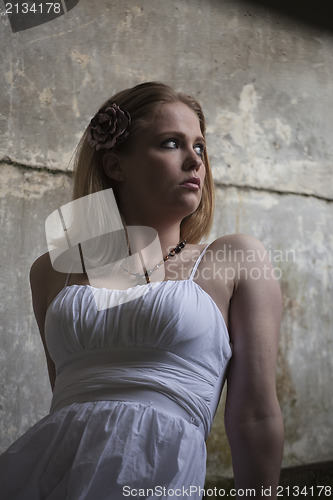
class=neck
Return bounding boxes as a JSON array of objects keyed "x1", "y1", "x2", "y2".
[
  {"x1": 153, "y1": 224, "x2": 182, "y2": 256},
  {"x1": 121, "y1": 214, "x2": 182, "y2": 258}
]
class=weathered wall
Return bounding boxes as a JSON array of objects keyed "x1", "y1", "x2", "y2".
[{"x1": 1, "y1": 0, "x2": 332, "y2": 480}]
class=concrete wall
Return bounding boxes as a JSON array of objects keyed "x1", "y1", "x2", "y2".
[{"x1": 1, "y1": 0, "x2": 332, "y2": 480}]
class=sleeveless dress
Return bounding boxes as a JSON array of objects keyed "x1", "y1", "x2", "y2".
[{"x1": 0, "y1": 246, "x2": 232, "y2": 500}]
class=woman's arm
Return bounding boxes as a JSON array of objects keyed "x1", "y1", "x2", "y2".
[
  {"x1": 30, "y1": 254, "x2": 56, "y2": 391},
  {"x1": 225, "y1": 234, "x2": 284, "y2": 499}
]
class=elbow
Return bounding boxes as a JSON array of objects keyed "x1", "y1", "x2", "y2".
[{"x1": 225, "y1": 410, "x2": 284, "y2": 454}]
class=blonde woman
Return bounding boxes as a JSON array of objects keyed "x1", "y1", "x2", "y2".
[{"x1": 0, "y1": 82, "x2": 283, "y2": 499}]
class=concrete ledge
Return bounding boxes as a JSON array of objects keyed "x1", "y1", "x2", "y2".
[{"x1": 280, "y1": 461, "x2": 333, "y2": 490}]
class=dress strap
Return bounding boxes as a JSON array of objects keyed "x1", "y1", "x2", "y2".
[{"x1": 189, "y1": 244, "x2": 210, "y2": 280}]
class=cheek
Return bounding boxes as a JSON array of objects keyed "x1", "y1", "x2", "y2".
[
  {"x1": 146, "y1": 157, "x2": 178, "y2": 183},
  {"x1": 128, "y1": 163, "x2": 163, "y2": 193}
]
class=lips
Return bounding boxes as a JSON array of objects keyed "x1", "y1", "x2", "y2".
[{"x1": 180, "y1": 177, "x2": 201, "y2": 189}]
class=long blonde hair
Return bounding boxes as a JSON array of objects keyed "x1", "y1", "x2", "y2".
[{"x1": 72, "y1": 82, "x2": 215, "y2": 243}]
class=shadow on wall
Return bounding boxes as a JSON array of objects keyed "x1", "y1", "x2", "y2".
[{"x1": 240, "y1": 0, "x2": 333, "y2": 32}]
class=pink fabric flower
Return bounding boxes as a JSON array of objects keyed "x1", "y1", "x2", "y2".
[{"x1": 87, "y1": 103, "x2": 131, "y2": 151}]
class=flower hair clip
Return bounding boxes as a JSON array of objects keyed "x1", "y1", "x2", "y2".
[{"x1": 87, "y1": 103, "x2": 131, "y2": 151}]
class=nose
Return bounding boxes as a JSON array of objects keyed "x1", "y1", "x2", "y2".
[{"x1": 183, "y1": 148, "x2": 203, "y2": 172}]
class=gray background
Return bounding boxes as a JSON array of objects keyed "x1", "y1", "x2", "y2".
[{"x1": 1, "y1": 0, "x2": 332, "y2": 481}]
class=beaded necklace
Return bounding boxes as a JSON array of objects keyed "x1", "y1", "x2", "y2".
[{"x1": 124, "y1": 239, "x2": 187, "y2": 284}]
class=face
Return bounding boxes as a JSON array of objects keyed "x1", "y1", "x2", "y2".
[{"x1": 107, "y1": 101, "x2": 206, "y2": 227}]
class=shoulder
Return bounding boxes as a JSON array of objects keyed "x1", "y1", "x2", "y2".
[
  {"x1": 30, "y1": 252, "x2": 53, "y2": 297},
  {"x1": 30, "y1": 252, "x2": 66, "y2": 310},
  {"x1": 216, "y1": 234, "x2": 283, "y2": 327},
  {"x1": 30, "y1": 253, "x2": 58, "y2": 389},
  {"x1": 30, "y1": 253, "x2": 52, "y2": 322},
  {"x1": 208, "y1": 233, "x2": 266, "y2": 255},
  {"x1": 30, "y1": 252, "x2": 52, "y2": 293},
  {"x1": 30, "y1": 251, "x2": 53, "y2": 278},
  {"x1": 208, "y1": 234, "x2": 275, "y2": 279},
  {"x1": 205, "y1": 234, "x2": 282, "y2": 310}
]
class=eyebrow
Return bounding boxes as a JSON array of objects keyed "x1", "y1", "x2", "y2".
[{"x1": 156, "y1": 131, "x2": 205, "y2": 144}]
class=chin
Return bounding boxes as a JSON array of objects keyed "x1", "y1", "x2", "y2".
[{"x1": 178, "y1": 201, "x2": 201, "y2": 220}]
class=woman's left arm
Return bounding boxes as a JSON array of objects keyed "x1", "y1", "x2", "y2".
[{"x1": 224, "y1": 234, "x2": 284, "y2": 499}]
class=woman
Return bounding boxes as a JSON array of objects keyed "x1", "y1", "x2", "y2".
[{"x1": 0, "y1": 82, "x2": 283, "y2": 499}]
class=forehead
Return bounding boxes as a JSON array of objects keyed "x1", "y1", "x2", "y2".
[{"x1": 151, "y1": 101, "x2": 202, "y2": 136}]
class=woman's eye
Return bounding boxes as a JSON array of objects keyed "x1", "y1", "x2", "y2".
[
  {"x1": 161, "y1": 139, "x2": 178, "y2": 149},
  {"x1": 161, "y1": 139, "x2": 204, "y2": 157},
  {"x1": 194, "y1": 144, "x2": 205, "y2": 157}
]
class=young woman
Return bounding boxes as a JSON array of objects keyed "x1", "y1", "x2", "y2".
[{"x1": 0, "y1": 82, "x2": 283, "y2": 499}]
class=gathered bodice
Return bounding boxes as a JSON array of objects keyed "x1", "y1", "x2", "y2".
[{"x1": 45, "y1": 256, "x2": 232, "y2": 439}]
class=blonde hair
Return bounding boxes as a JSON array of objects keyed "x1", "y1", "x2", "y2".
[{"x1": 72, "y1": 82, "x2": 215, "y2": 243}]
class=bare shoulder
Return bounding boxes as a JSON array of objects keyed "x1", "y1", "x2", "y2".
[
  {"x1": 203, "y1": 233, "x2": 282, "y2": 316},
  {"x1": 209, "y1": 233, "x2": 276, "y2": 279},
  {"x1": 220, "y1": 233, "x2": 283, "y2": 336},
  {"x1": 209, "y1": 233, "x2": 267, "y2": 255},
  {"x1": 30, "y1": 252, "x2": 58, "y2": 389},
  {"x1": 192, "y1": 235, "x2": 266, "y2": 325},
  {"x1": 30, "y1": 252, "x2": 52, "y2": 298},
  {"x1": 30, "y1": 251, "x2": 53, "y2": 280},
  {"x1": 30, "y1": 251, "x2": 66, "y2": 313},
  {"x1": 30, "y1": 252, "x2": 54, "y2": 303}
]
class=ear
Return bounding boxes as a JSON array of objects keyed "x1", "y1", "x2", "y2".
[{"x1": 102, "y1": 152, "x2": 125, "y2": 182}]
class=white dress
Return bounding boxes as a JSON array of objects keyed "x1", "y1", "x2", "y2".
[{"x1": 0, "y1": 246, "x2": 232, "y2": 499}]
